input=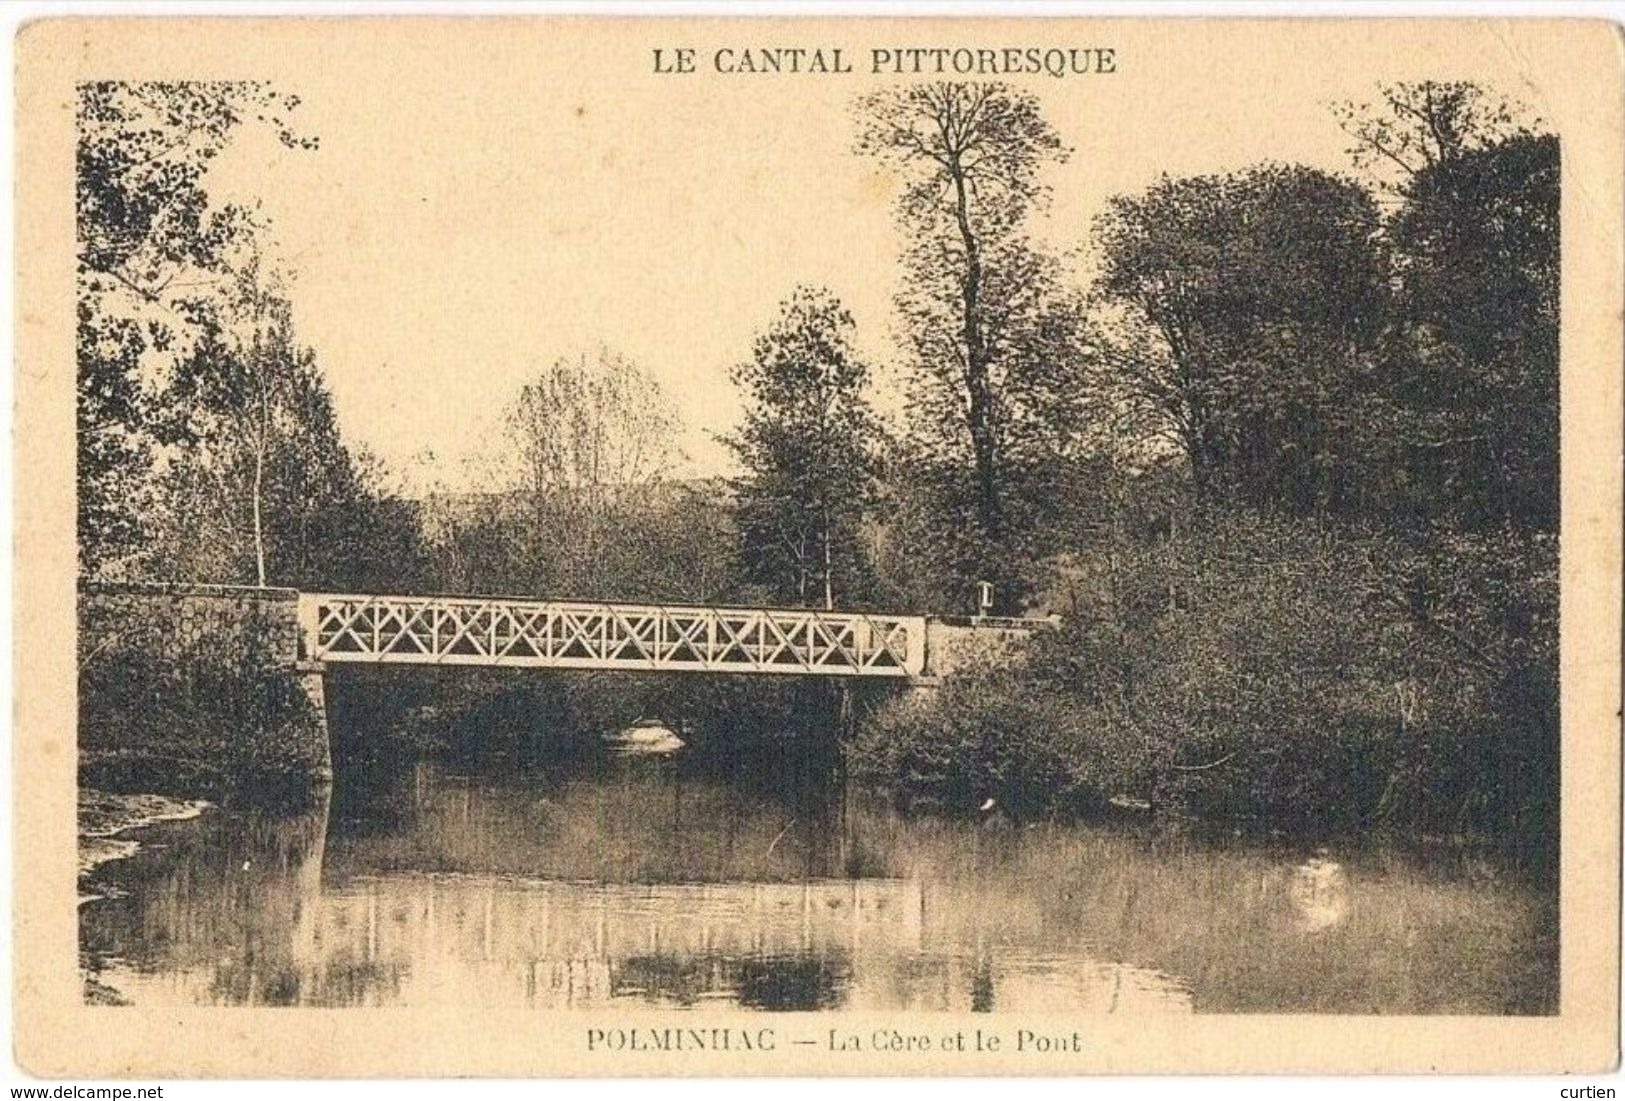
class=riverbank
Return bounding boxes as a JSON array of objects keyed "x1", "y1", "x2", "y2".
[
  {"x1": 849, "y1": 512, "x2": 1559, "y2": 878},
  {"x1": 79, "y1": 789, "x2": 215, "y2": 1003},
  {"x1": 79, "y1": 789, "x2": 212, "y2": 890}
]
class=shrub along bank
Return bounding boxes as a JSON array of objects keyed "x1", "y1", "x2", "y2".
[{"x1": 848, "y1": 511, "x2": 1557, "y2": 873}]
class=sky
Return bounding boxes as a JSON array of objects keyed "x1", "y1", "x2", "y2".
[{"x1": 197, "y1": 18, "x2": 1550, "y2": 494}]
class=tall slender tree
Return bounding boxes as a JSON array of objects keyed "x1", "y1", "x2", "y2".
[
  {"x1": 727, "y1": 287, "x2": 880, "y2": 609},
  {"x1": 854, "y1": 82, "x2": 1083, "y2": 612}
]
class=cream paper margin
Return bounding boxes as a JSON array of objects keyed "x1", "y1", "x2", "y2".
[{"x1": 13, "y1": 15, "x2": 1622, "y2": 1077}]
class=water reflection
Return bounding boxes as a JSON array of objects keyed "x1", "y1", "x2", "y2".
[
  {"x1": 80, "y1": 749, "x2": 1555, "y2": 1014},
  {"x1": 1289, "y1": 854, "x2": 1350, "y2": 933}
]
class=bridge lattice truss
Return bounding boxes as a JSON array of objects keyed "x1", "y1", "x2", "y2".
[{"x1": 299, "y1": 593, "x2": 927, "y2": 677}]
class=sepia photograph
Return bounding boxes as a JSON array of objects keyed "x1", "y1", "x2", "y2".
[{"x1": 13, "y1": 13, "x2": 1621, "y2": 1077}]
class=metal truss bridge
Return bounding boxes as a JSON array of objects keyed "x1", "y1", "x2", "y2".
[{"x1": 298, "y1": 592, "x2": 928, "y2": 678}]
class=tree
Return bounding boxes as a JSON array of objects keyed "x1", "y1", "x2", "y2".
[
  {"x1": 854, "y1": 82, "x2": 1085, "y2": 612},
  {"x1": 76, "y1": 81, "x2": 315, "y2": 577},
  {"x1": 158, "y1": 266, "x2": 298, "y2": 586},
  {"x1": 1331, "y1": 85, "x2": 1560, "y2": 871},
  {"x1": 1387, "y1": 134, "x2": 1559, "y2": 532},
  {"x1": 1327, "y1": 81, "x2": 1558, "y2": 529},
  {"x1": 503, "y1": 348, "x2": 682, "y2": 597},
  {"x1": 1091, "y1": 164, "x2": 1389, "y2": 514},
  {"x1": 1331, "y1": 80, "x2": 1539, "y2": 188},
  {"x1": 150, "y1": 264, "x2": 423, "y2": 591},
  {"x1": 1329, "y1": 82, "x2": 1558, "y2": 532},
  {"x1": 727, "y1": 287, "x2": 881, "y2": 609}
]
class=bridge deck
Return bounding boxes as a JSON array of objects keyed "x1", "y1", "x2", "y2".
[{"x1": 298, "y1": 593, "x2": 927, "y2": 677}]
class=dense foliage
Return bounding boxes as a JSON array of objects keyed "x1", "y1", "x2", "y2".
[
  {"x1": 850, "y1": 81, "x2": 1559, "y2": 865},
  {"x1": 852, "y1": 510, "x2": 1557, "y2": 866},
  {"x1": 1092, "y1": 164, "x2": 1389, "y2": 513}
]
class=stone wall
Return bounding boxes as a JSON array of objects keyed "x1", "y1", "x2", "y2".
[
  {"x1": 78, "y1": 582, "x2": 330, "y2": 793},
  {"x1": 922, "y1": 616, "x2": 1057, "y2": 680},
  {"x1": 79, "y1": 581, "x2": 303, "y2": 671}
]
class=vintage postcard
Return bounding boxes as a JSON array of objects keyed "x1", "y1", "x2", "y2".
[{"x1": 12, "y1": 13, "x2": 1622, "y2": 1077}]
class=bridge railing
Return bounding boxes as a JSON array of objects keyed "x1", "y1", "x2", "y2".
[{"x1": 298, "y1": 593, "x2": 927, "y2": 677}]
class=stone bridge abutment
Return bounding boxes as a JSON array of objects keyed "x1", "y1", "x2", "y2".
[{"x1": 78, "y1": 582, "x2": 331, "y2": 786}]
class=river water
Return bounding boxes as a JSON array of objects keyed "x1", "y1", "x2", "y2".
[{"x1": 79, "y1": 737, "x2": 1556, "y2": 1014}]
